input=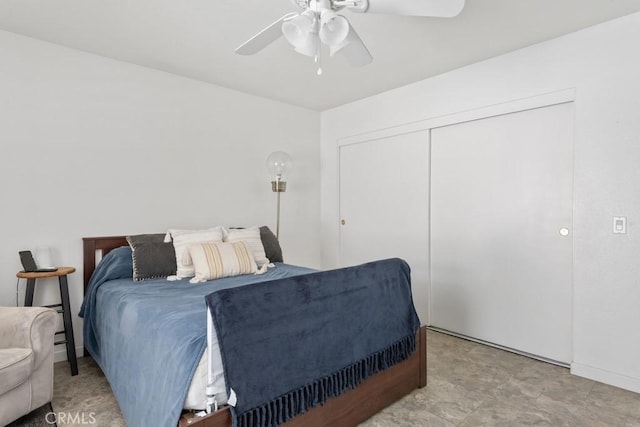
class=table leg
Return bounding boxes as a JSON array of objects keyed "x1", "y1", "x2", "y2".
[
  {"x1": 24, "y1": 278, "x2": 36, "y2": 306},
  {"x1": 59, "y1": 275, "x2": 78, "y2": 376}
]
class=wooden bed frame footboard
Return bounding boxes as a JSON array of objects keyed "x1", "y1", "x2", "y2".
[{"x1": 82, "y1": 236, "x2": 427, "y2": 427}]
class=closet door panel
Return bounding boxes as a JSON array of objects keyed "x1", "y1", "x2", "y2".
[
  {"x1": 430, "y1": 102, "x2": 574, "y2": 363},
  {"x1": 339, "y1": 130, "x2": 430, "y2": 322}
]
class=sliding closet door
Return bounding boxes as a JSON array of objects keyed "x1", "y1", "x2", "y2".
[
  {"x1": 339, "y1": 130, "x2": 430, "y2": 322},
  {"x1": 430, "y1": 102, "x2": 574, "y2": 364}
]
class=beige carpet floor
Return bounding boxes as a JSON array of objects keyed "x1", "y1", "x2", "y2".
[{"x1": 52, "y1": 330, "x2": 640, "y2": 426}]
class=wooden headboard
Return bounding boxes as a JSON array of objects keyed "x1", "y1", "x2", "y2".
[{"x1": 82, "y1": 236, "x2": 128, "y2": 293}]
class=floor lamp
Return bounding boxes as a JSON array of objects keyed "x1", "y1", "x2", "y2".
[{"x1": 266, "y1": 151, "x2": 293, "y2": 239}]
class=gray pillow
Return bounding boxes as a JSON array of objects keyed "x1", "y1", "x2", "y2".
[
  {"x1": 126, "y1": 234, "x2": 177, "y2": 281},
  {"x1": 259, "y1": 226, "x2": 283, "y2": 263}
]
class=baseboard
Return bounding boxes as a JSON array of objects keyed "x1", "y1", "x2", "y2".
[
  {"x1": 428, "y1": 326, "x2": 569, "y2": 367},
  {"x1": 571, "y1": 362, "x2": 640, "y2": 393},
  {"x1": 54, "y1": 346, "x2": 84, "y2": 363}
]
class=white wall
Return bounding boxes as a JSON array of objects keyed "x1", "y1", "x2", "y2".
[
  {"x1": 321, "y1": 12, "x2": 640, "y2": 392},
  {"x1": 0, "y1": 30, "x2": 321, "y2": 361}
]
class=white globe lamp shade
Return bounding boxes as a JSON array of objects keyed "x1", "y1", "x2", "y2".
[
  {"x1": 282, "y1": 12, "x2": 314, "y2": 49},
  {"x1": 319, "y1": 12, "x2": 349, "y2": 46}
]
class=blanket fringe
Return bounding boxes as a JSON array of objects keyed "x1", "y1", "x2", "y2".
[{"x1": 236, "y1": 333, "x2": 417, "y2": 427}]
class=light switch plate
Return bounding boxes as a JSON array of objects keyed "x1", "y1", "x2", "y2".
[{"x1": 613, "y1": 216, "x2": 627, "y2": 234}]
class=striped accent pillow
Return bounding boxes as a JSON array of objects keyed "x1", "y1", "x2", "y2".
[
  {"x1": 165, "y1": 227, "x2": 224, "y2": 278},
  {"x1": 188, "y1": 241, "x2": 257, "y2": 283}
]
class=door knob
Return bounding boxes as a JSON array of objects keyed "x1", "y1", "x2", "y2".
[
  {"x1": 559, "y1": 227, "x2": 569, "y2": 236},
  {"x1": 341, "y1": 219, "x2": 346, "y2": 225}
]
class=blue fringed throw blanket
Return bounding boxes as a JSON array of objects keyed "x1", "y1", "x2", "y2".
[{"x1": 205, "y1": 258, "x2": 420, "y2": 427}]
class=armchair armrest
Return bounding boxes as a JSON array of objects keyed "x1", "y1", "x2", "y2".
[{"x1": 0, "y1": 307, "x2": 57, "y2": 368}]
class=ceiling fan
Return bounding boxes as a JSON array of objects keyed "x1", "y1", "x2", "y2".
[{"x1": 235, "y1": 0, "x2": 466, "y2": 75}]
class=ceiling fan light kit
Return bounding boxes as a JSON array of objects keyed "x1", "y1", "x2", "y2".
[
  {"x1": 319, "y1": 11, "x2": 350, "y2": 46},
  {"x1": 282, "y1": 11, "x2": 314, "y2": 44},
  {"x1": 282, "y1": 11, "x2": 318, "y2": 57},
  {"x1": 235, "y1": 0, "x2": 465, "y2": 73}
]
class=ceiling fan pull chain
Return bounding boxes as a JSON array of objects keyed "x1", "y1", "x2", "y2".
[
  {"x1": 312, "y1": 8, "x2": 323, "y2": 76},
  {"x1": 316, "y1": 32, "x2": 323, "y2": 75}
]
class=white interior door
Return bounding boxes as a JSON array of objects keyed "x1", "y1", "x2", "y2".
[
  {"x1": 339, "y1": 130, "x2": 430, "y2": 323},
  {"x1": 430, "y1": 102, "x2": 574, "y2": 364}
]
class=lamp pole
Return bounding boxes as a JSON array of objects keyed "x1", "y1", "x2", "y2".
[
  {"x1": 271, "y1": 177, "x2": 287, "y2": 239},
  {"x1": 276, "y1": 188, "x2": 281, "y2": 239}
]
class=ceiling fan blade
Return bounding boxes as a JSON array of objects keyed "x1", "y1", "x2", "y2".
[
  {"x1": 330, "y1": 24, "x2": 373, "y2": 67},
  {"x1": 352, "y1": 0, "x2": 465, "y2": 18},
  {"x1": 235, "y1": 13, "x2": 298, "y2": 55}
]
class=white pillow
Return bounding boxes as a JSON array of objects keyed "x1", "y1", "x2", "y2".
[
  {"x1": 223, "y1": 227, "x2": 269, "y2": 267},
  {"x1": 188, "y1": 241, "x2": 257, "y2": 283},
  {"x1": 165, "y1": 227, "x2": 224, "y2": 278}
]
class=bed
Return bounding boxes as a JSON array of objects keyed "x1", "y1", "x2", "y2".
[{"x1": 81, "y1": 235, "x2": 427, "y2": 427}]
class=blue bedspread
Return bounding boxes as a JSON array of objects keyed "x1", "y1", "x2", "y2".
[
  {"x1": 206, "y1": 258, "x2": 421, "y2": 427},
  {"x1": 79, "y1": 246, "x2": 315, "y2": 427}
]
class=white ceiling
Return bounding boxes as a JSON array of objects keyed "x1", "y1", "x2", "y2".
[{"x1": 2, "y1": 0, "x2": 640, "y2": 110}]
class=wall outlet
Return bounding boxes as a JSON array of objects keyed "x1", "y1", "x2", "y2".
[{"x1": 613, "y1": 216, "x2": 626, "y2": 234}]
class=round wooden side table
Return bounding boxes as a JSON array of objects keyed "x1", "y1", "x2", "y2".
[{"x1": 17, "y1": 267, "x2": 78, "y2": 376}]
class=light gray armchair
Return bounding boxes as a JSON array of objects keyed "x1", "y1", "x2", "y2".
[{"x1": 0, "y1": 306, "x2": 58, "y2": 426}]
